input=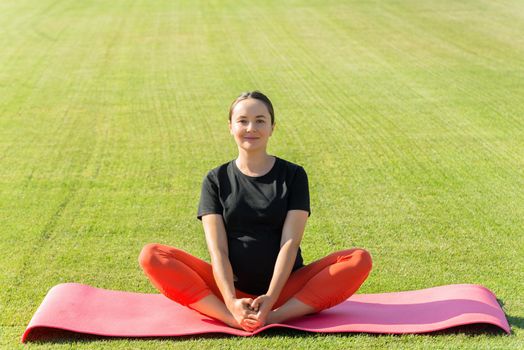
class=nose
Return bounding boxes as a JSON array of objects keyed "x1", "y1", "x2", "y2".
[{"x1": 246, "y1": 122, "x2": 256, "y2": 132}]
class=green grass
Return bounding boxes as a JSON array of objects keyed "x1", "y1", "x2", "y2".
[{"x1": 1, "y1": 0, "x2": 523, "y2": 348}]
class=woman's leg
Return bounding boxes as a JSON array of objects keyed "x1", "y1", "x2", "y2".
[
  {"x1": 268, "y1": 248, "x2": 373, "y2": 324},
  {"x1": 139, "y1": 244, "x2": 372, "y2": 326},
  {"x1": 138, "y1": 243, "x2": 240, "y2": 328}
]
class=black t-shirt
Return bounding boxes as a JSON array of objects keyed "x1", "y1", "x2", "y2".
[{"x1": 197, "y1": 156, "x2": 311, "y2": 295}]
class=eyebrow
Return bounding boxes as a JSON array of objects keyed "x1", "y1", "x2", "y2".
[{"x1": 237, "y1": 115, "x2": 267, "y2": 118}]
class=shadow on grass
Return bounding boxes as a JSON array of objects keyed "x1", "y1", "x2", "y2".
[
  {"x1": 506, "y1": 314, "x2": 523, "y2": 332},
  {"x1": 497, "y1": 297, "x2": 523, "y2": 332},
  {"x1": 24, "y1": 322, "x2": 512, "y2": 345}
]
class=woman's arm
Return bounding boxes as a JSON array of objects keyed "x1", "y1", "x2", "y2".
[
  {"x1": 201, "y1": 214, "x2": 257, "y2": 328},
  {"x1": 268, "y1": 209, "x2": 309, "y2": 299},
  {"x1": 250, "y1": 209, "x2": 309, "y2": 321},
  {"x1": 201, "y1": 214, "x2": 236, "y2": 303}
]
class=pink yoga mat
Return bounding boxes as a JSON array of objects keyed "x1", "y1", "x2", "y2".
[{"x1": 21, "y1": 283, "x2": 510, "y2": 342}]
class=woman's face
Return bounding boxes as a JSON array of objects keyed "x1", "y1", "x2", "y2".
[{"x1": 229, "y1": 98, "x2": 274, "y2": 153}]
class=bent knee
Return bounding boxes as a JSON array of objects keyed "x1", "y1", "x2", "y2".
[
  {"x1": 138, "y1": 243, "x2": 164, "y2": 269},
  {"x1": 353, "y1": 248, "x2": 373, "y2": 273}
]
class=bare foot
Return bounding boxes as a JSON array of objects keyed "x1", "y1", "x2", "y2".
[
  {"x1": 222, "y1": 311, "x2": 261, "y2": 332},
  {"x1": 188, "y1": 294, "x2": 256, "y2": 331},
  {"x1": 222, "y1": 315, "x2": 242, "y2": 329},
  {"x1": 265, "y1": 310, "x2": 281, "y2": 325},
  {"x1": 221, "y1": 313, "x2": 259, "y2": 332},
  {"x1": 265, "y1": 298, "x2": 317, "y2": 325}
]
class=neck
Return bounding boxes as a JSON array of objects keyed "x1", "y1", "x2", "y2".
[{"x1": 236, "y1": 148, "x2": 272, "y2": 172}]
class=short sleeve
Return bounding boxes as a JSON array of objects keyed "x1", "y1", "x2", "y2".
[
  {"x1": 287, "y1": 166, "x2": 311, "y2": 216},
  {"x1": 197, "y1": 171, "x2": 223, "y2": 220}
]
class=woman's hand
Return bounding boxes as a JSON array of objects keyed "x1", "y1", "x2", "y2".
[
  {"x1": 249, "y1": 294, "x2": 276, "y2": 328},
  {"x1": 226, "y1": 298, "x2": 260, "y2": 332}
]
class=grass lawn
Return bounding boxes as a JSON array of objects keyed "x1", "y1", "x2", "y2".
[{"x1": 1, "y1": 0, "x2": 523, "y2": 348}]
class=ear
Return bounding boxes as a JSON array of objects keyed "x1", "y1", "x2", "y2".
[
  {"x1": 269, "y1": 122, "x2": 276, "y2": 136},
  {"x1": 228, "y1": 120, "x2": 233, "y2": 135}
]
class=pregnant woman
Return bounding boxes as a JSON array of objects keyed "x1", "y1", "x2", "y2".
[{"x1": 139, "y1": 91, "x2": 372, "y2": 332}]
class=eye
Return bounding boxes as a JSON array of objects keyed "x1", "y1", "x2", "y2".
[
  {"x1": 238, "y1": 119, "x2": 248, "y2": 124},
  {"x1": 257, "y1": 119, "x2": 266, "y2": 124}
]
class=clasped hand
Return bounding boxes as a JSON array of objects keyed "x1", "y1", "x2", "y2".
[{"x1": 228, "y1": 295, "x2": 275, "y2": 332}]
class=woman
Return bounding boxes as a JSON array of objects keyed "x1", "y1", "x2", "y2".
[{"x1": 139, "y1": 91, "x2": 372, "y2": 332}]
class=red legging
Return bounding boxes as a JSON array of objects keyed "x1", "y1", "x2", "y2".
[{"x1": 138, "y1": 243, "x2": 372, "y2": 312}]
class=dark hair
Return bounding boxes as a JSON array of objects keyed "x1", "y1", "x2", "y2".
[{"x1": 228, "y1": 90, "x2": 275, "y2": 125}]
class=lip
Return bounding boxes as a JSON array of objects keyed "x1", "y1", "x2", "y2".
[{"x1": 243, "y1": 137, "x2": 259, "y2": 140}]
